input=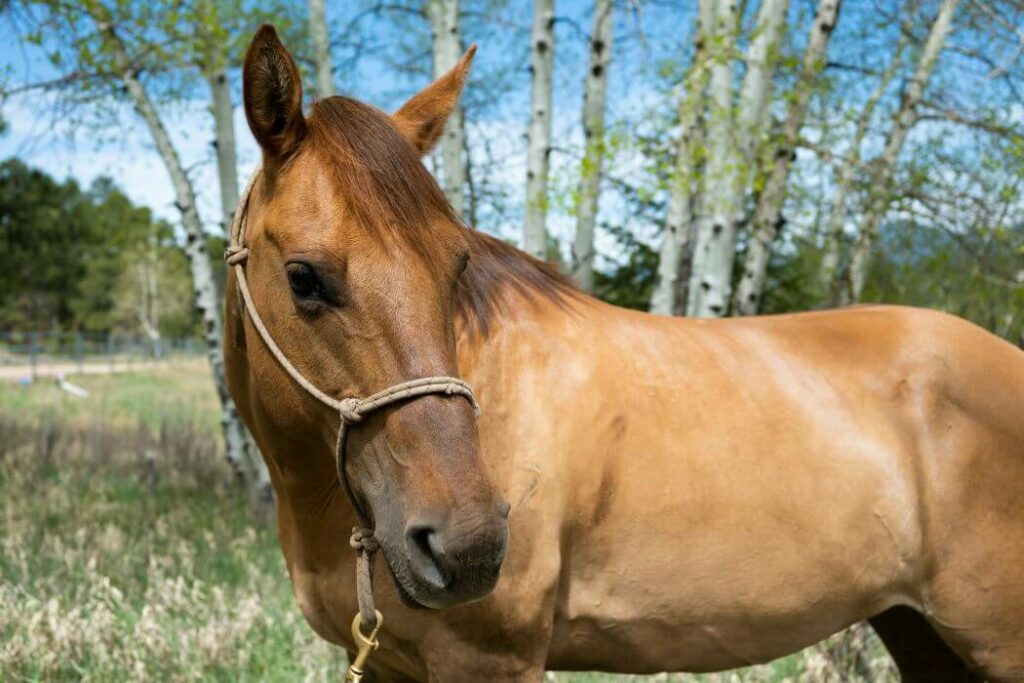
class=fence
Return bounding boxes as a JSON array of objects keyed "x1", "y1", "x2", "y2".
[{"x1": 0, "y1": 330, "x2": 204, "y2": 381}]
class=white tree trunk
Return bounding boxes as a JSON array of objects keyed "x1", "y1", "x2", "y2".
[
  {"x1": 733, "y1": 0, "x2": 842, "y2": 316},
  {"x1": 427, "y1": 0, "x2": 466, "y2": 215},
  {"x1": 686, "y1": 0, "x2": 740, "y2": 317},
  {"x1": 819, "y1": 36, "x2": 906, "y2": 300},
  {"x1": 687, "y1": 0, "x2": 793, "y2": 317},
  {"x1": 842, "y1": 0, "x2": 959, "y2": 304},
  {"x1": 523, "y1": 0, "x2": 555, "y2": 261},
  {"x1": 650, "y1": 0, "x2": 714, "y2": 315},
  {"x1": 207, "y1": 66, "x2": 239, "y2": 237},
  {"x1": 147, "y1": 233, "x2": 162, "y2": 356},
  {"x1": 571, "y1": 0, "x2": 613, "y2": 293},
  {"x1": 99, "y1": 21, "x2": 269, "y2": 505},
  {"x1": 137, "y1": 260, "x2": 160, "y2": 346},
  {"x1": 736, "y1": 0, "x2": 789, "y2": 173},
  {"x1": 308, "y1": 0, "x2": 334, "y2": 98}
]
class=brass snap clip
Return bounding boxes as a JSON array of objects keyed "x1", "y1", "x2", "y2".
[{"x1": 344, "y1": 610, "x2": 384, "y2": 682}]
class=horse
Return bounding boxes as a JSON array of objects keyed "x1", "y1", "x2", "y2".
[{"x1": 224, "y1": 25, "x2": 1024, "y2": 682}]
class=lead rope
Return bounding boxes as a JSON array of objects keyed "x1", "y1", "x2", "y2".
[{"x1": 226, "y1": 169, "x2": 481, "y2": 681}]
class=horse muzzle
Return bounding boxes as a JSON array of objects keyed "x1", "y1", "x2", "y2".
[{"x1": 399, "y1": 503, "x2": 510, "y2": 608}]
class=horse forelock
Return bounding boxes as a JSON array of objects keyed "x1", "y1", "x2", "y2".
[{"x1": 303, "y1": 96, "x2": 578, "y2": 336}]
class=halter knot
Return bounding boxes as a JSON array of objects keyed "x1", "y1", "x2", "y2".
[
  {"x1": 339, "y1": 397, "x2": 364, "y2": 423},
  {"x1": 350, "y1": 527, "x2": 379, "y2": 554},
  {"x1": 224, "y1": 244, "x2": 249, "y2": 265}
]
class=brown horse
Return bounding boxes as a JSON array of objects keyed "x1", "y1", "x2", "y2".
[{"x1": 224, "y1": 26, "x2": 1024, "y2": 682}]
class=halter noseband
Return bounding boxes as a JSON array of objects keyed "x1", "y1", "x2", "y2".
[{"x1": 226, "y1": 170, "x2": 481, "y2": 669}]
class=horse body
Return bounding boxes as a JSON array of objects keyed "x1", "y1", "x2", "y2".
[
  {"x1": 226, "y1": 26, "x2": 1024, "y2": 682},
  {"x1": 532, "y1": 302, "x2": 923, "y2": 673},
  {"x1": 231, "y1": 280, "x2": 1024, "y2": 680},
  {"x1": 467, "y1": 297, "x2": 1024, "y2": 679},
  {"x1": 532, "y1": 301, "x2": 1024, "y2": 676}
]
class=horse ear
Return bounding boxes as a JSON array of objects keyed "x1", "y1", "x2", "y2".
[
  {"x1": 392, "y1": 45, "x2": 476, "y2": 155},
  {"x1": 243, "y1": 25, "x2": 306, "y2": 160}
]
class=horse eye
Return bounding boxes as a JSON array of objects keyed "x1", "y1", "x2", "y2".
[{"x1": 287, "y1": 263, "x2": 322, "y2": 300}]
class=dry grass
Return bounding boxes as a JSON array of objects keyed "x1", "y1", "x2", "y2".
[
  {"x1": 0, "y1": 367, "x2": 346, "y2": 681},
  {"x1": 0, "y1": 366, "x2": 895, "y2": 681}
]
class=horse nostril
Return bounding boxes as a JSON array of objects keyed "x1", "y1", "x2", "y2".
[
  {"x1": 406, "y1": 524, "x2": 452, "y2": 590},
  {"x1": 404, "y1": 514, "x2": 508, "y2": 601},
  {"x1": 497, "y1": 500, "x2": 511, "y2": 519}
]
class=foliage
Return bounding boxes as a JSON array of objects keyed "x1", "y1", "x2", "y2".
[
  {"x1": 17, "y1": 0, "x2": 308, "y2": 111},
  {"x1": 0, "y1": 158, "x2": 196, "y2": 336},
  {"x1": 593, "y1": 220, "x2": 658, "y2": 311},
  {"x1": 3, "y1": 1, "x2": 1022, "y2": 339},
  {"x1": 0, "y1": 158, "x2": 90, "y2": 330},
  {"x1": 865, "y1": 219, "x2": 1024, "y2": 342}
]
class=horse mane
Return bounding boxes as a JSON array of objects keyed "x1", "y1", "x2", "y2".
[
  {"x1": 458, "y1": 230, "x2": 578, "y2": 334},
  {"x1": 305, "y1": 96, "x2": 577, "y2": 335}
]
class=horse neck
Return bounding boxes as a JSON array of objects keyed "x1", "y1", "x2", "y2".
[{"x1": 455, "y1": 288, "x2": 601, "y2": 409}]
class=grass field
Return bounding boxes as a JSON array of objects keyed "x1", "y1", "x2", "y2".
[{"x1": 0, "y1": 365, "x2": 894, "y2": 681}]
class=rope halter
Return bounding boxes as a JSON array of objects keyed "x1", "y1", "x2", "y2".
[{"x1": 226, "y1": 169, "x2": 481, "y2": 666}]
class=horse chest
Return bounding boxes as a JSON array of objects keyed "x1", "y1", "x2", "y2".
[{"x1": 290, "y1": 563, "x2": 359, "y2": 647}]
